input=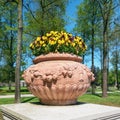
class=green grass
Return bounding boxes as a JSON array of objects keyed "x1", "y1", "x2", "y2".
[
  {"x1": 0, "y1": 92, "x2": 120, "y2": 107},
  {"x1": 0, "y1": 86, "x2": 120, "y2": 107},
  {"x1": 0, "y1": 86, "x2": 30, "y2": 95},
  {"x1": 78, "y1": 92, "x2": 120, "y2": 107},
  {"x1": 0, "y1": 97, "x2": 39, "y2": 105}
]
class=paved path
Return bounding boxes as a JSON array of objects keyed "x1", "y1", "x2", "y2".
[{"x1": 0, "y1": 94, "x2": 34, "y2": 99}]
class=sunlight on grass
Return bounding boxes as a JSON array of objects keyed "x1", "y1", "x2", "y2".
[
  {"x1": 0, "y1": 97, "x2": 39, "y2": 105},
  {"x1": 0, "y1": 92, "x2": 120, "y2": 107},
  {"x1": 0, "y1": 86, "x2": 30, "y2": 95},
  {"x1": 0, "y1": 86, "x2": 120, "y2": 107},
  {"x1": 78, "y1": 92, "x2": 120, "y2": 107}
]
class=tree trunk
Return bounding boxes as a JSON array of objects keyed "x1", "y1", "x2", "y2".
[
  {"x1": 100, "y1": 44, "x2": 103, "y2": 90},
  {"x1": 91, "y1": 0, "x2": 95, "y2": 94},
  {"x1": 15, "y1": 0, "x2": 23, "y2": 103},
  {"x1": 97, "y1": 0, "x2": 113, "y2": 98},
  {"x1": 102, "y1": 29, "x2": 108, "y2": 97},
  {"x1": 107, "y1": 45, "x2": 109, "y2": 91},
  {"x1": 9, "y1": 10, "x2": 13, "y2": 92},
  {"x1": 115, "y1": 40, "x2": 119, "y2": 90}
]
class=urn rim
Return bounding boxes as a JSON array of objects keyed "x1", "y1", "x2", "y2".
[{"x1": 33, "y1": 53, "x2": 82, "y2": 64}]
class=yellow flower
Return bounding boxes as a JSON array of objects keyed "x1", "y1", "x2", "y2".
[
  {"x1": 36, "y1": 43, "x2": 39, "y2": 47},
  {"x1": 43, "y1": 44, "x2": 46, "y2": 47},
  {"x1": 64, "y1": 35, "x2": 68, "y2": 41},
  {"x1": 49, "y1": 40, "x2": 56, "y2": 45},
  {"x1": 65, "y1": 42, "x2": 69, "y2": 46},
  {"x1": 40, "y1": 41, "x2": 44, "y2": 45},
  {"x1": 35, "y1": 41, "x2": 37, "y2": 44},
  {"x1": 29, "y1": 30, "x2": 87, "y2": 56},
  {"x1": 30, "y1": 44, "x2": 35, "y2": 49},
  {"x1": 58, "y1": 39, "x2": 65, "y2": 44},
  {"x1": 36, "y1": 37, "x2": 41, "y2": 41},
  {"x1": 50, "y1": 31, "x2": 55, "y2": 34},
  {"x1": 78, "y1": 41, "x2": 82, "y2": 45},
  {"x1": 68, "y1": 33, "x2": 72, "y2": 37},
  {"x1": 72, "y1": 42, "x2": 75, "y2": 47},
  {"x1": 30, "y1": 43, "x2": 33, "y2": 48},
  {"x1": 42, "y1": 36, "x2": 47, "y2": 40},
  {"x1": 46, "y1": 33, "x2": 51, "y2": 37},
  {"x1": 74, "y1": 38, "x2": 79, "y2": 43}
]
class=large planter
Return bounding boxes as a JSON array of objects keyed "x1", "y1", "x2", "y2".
[{"x1": 22, "y1": 53, "x2": 95, "y2": 105}]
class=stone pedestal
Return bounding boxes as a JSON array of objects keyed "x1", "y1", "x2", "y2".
[{"x1": 0, "y1": 103, "x2": 120, "y2": 120}]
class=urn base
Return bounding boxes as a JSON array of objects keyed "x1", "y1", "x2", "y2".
[{"x1": 40, "y1": 99, "x2": 77, "y2": 105}]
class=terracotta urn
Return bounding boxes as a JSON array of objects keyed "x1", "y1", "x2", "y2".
[{"x1": 22, "y1": 53, "x2": 95, "y2": 105}]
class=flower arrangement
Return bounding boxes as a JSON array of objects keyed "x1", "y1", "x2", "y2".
[{"x1": 30, "y1": 31, "x2": 87, "y2": 56}]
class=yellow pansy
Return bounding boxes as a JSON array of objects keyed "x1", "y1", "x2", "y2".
[
  {"x1": 78, "y1": 41, "x2": 82, "y2": 45},
  {"x1": 43, "y1": 44, "x2": 46, "y2": 47},
  {"x1": 31, "y1": 44, "x2": 35, "y2": 49},
  {"x1": 36, "y1": 37, "x2": 41, "y2": 41},
  {"x1": 49, "y1": 40, "x2": 56, "y2": 45},
  {"x1": 72, "y1": 42, "x2": 75, "y2": 47},
  {"x1": 58, "y1": 39, "x2": 65, "y2": 44},
  {"x1": 46, "y1": 33, "x2": 51, "y2": 37},
  {"x1": 50, "y1": 31, "x2": 55, "y2": 34},
  {"x1": 42, "y1": 36, "x2": 47, "y2": 40},
  {"x1": 40, "y1": 41, "x2": 44, "y2": 45},
  {"x1": 36, "y1": 43, "x2": 39, "y2": 47},
  {"x1": 65, "y1": 42, "x2": 69, "y2": 46},
  {"x1": 74, "y1": 38, "x2": 79, "y2": 43},
  {"x1": 30, "y1": 43, "x2": 33, "y2": 48},
  {"x1": 29, "y1": 30, "x2": 87, "y2": 56}
]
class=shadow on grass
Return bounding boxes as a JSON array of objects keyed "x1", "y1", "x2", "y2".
[
  {"x1": 92, "y1": 93, "x2": 102, "y2": 97},
  {"x1": 92, "y1": 92, "x2": 120, "y2": 97},
  {"x1": 22, "y1": 97, "x2": 36, "y2": 103}
]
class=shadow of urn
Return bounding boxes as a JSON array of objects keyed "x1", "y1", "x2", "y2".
[{"x1": 22, "y1": 53, "x2": 95, "y2": 105}]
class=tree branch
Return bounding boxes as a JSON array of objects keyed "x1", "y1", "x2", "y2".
[
  {"x1": 23, "y1": 30, "x2": 37, "y2": 37},
  {"x1": 23, "y1": 3, "x2": 39, "y2": 24}
]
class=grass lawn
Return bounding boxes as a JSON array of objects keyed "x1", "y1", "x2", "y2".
[
  {"x1": 78, "y1": 92, "x2": 120, "y2": 107},
  {"x1": 0, "y1": 97, "x2": 38, "y2": 105},
  {"x1": 0, "y1": 92, "x2": 120, "y2": 107},
  {"x1": 0, "y1": 86, "x2": 30, "y2": 95}
]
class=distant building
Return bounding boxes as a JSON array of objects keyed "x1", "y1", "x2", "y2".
[{"x1": 20, "y1": 80, "x2": 26, "y2": 87}]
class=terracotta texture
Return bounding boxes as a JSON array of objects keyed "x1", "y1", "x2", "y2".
[{"x1": 22, "y1": 53, "x2": 95, "y2": 105}]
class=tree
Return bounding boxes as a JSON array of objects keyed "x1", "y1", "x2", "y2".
[
  {"x1": 15, "y1": 0, "x2": 23, "y2": 103},
  {"x1": 110, "y1": 25, "x2": 120, "y2": 89},
  {"x1": 0, "y1": 1, "x2": 17, "y2": 90},
  {"x1": 97, "y1": 0, "x2": 113, "y2": 97},
  {"x1": 74, "y1": 0, "x2": 101, "y2": 94},
  {"x1": 24, "y1": 0, "x2": 68, "y2": 36},
  {"x1": 89, "y1": 0, "x2": 101, "y2": 94}
]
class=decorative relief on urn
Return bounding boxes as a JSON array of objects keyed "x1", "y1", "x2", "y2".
[{"x1": 22, "y1": 53, "x2": 95, "y2": 105}]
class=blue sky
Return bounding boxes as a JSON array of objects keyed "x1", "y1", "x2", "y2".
[{"x1": 65, "y1": 0, "x2": 83, "y2": 33}]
